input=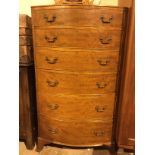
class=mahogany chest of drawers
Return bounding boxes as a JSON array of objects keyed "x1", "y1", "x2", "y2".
[{"x1": 31, "y1": 4, "x2": 127, "y2": 152}]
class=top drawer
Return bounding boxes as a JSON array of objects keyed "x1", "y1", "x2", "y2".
[{"x1": 32, "y1": 7, "x2": 125, "y2": 29}]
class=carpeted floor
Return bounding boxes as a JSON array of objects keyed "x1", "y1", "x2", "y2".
[{"x1": 19, "y1": 142, "x2": 133, "y2": 155}]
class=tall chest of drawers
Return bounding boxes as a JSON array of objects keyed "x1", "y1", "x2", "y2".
[{"x1": 31, "y1": 4, "x2": 127, "y2": 152}]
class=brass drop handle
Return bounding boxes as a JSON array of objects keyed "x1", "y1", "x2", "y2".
[
  {"x1": 97, "y1": 59, "x2": 110, "y2": 66},
  {"x1": 45, "y1": 56, "x2": 58, "y2": 64},
  {"x1": 47, "y1": 80, "x2": 59, "y2": 87},
  {"x1": 48, "y1": 128, "x2": 58, "y2": 134},
  {"x1": 95, "y1": 105, "x2": 105, "y2": 112},
  {"x1": 100, "y1": 37, "x2": 112, "y2": 44},
  {"x1": 94, "y1": 131, "x2": 104, "y2": 137},
  {"x1": 100, "y1": 16, "x2": 113, "y2": 24},
  {"x1": 47, "y1": 103, "x2": 59, "y2": 110},
  {"x1": 45, "y1": 36, "x2": 57, "y2": 43},
  {"x1": 44, "y1": 15, "x2": 56, "y2": 23},
  {"x1": 96, "y1": 82, "x2": 107, "y2": 89}
]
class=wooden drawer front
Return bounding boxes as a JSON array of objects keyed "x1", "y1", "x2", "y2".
[
  {"x1": 32, "y1": 8, "x2": 124, "y2": 28},
  {"x1": 19, "y1": 36, "x2": 32, "y2": 46},
  {"x1": 36, "y1": 70, "x2": 116, "y2": 94},
  {"x1": 19, "y1": 27, "x2": 32, "y2": 36},
  {"x1": 37, "y1": 93, "x2": 115, "y2": 121},
  {"x1": 20, "y1": 14, "x2": 32, "y2": 28},
  {"x1": 35, "y1": 48, "x2": 119, "y2": 72},
  {"x1": 20, "y1": 46, "x2": 33, "y2": 64},
  {"x1": 34, "y1": 29, "x2": 121, "y2": 50},
  {"x1": 38, "y1": 116, "x2": 112, "y2": 146}
]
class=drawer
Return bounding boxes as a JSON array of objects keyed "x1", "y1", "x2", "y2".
[
  {"x1": 38, "y1": 116, "x2": 112, "y2": 146},
  {"x1": 19, "y1": 14, "x2": 31, "y2": 28},
  {"x1": 19, "y1": 27, "x2": 32, "y2": 36},
  {"x1": 37, "y1": 93, "x2": 115, "y2": 121},
  {"x1": 36, "y1": 70, "x2": 117, "y2": 94},
  {"x1": 20, "y1": 46, "x2": 33, "y2": 64},
  {"x1": 34, "y1": 28, "x2": 121, "y2": 50},
  {"x1": 19, "y1": 36, "x2": 32, "y2": 46},
  {"x1": 35, "y1": 48, "x2": 119, "y2": 72},
  {"x1": 32, "y1": 7, "x2": 124, "y2": 29}
]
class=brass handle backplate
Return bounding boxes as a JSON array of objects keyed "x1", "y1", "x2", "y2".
[
  {"x1": 100, "y1": 37, "x2": 112, "y2": 44},
  {"x1": 45, "y1": 36, "x2": 57, "y2": 43},
  {"x1": 48, "y1": 128, "x2": 58, "y2": 134},
  {"x1": 100, "y1": 15, "x2": 113, "y2": 24},
  {"x1": 44, "y1": 15, "x2": 56, "y2": 23},
  {"x1": 96, "y1": 82, "x2": 107, "y2": 89},
  {"x1": 47, "y1": 80, "x2": 59, "y2": 87},
  {"x1": 94, "y1": 131, "x2": 104, "y2": 137},
  {"x1": 95, "y1": 105, "x2": 105, "y2": 112},
  {"x1": 45, "y1": 56, "x2": 58, "y2": 64},
  {"x1": 47, "y1": 103, "x2": 59, "y2": 110},
  {"x1": 97, "y1": 59, "x2": 110, "y2": 66}
]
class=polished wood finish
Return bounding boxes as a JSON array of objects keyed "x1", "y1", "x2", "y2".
[
  {"x1": 19, "y1": 46, "x2": 33, "y2": 64},
  {"x1": 36, "y1": 70, "x2": 117, "y2": 94},
  {"x1": 32, "y1": 6, "x2": 124, "y2": 28},
  {"x1": 117, "y1": 0, "x2": 135, "y2": 151},
  {"x1": 34, "y1": 28, "x2": 121, "y2": 50},
  {"x1": 38, "y1": 115, "x2": 112, "y2": 147},
  {"x1": 19, "y1": 36, "x2": 32, "y2": 46},
  {"x1": 19, "y1": 14, "x2": 32, "y2": 28},
  {"x1": 35, "y1": 48, "x2": 119, "y2": 72},
  {"x1": 19, "y1": 14, "x2": 34, "y2": 65},
  {"x1": 31, "y1": 4, "x2": 128, "y2": 152},
  {"x1": 37, "y1": 93, "x2": 115, "y2": 121},
  {"x1": 19, "y1": 27, "x2": 32, "y2": 36}
]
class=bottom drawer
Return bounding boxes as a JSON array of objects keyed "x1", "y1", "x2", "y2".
[{"x1": 38, "y1": 116, "x2": 113, "y2": 147}]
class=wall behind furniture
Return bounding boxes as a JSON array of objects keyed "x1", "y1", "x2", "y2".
[{"x1": 19, "y1": 0, "x2": 118, "y2": 16}]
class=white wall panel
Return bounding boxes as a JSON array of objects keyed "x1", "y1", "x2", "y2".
[{"x1": 19, "y1": 0, "x2": 118, "y2": 16}]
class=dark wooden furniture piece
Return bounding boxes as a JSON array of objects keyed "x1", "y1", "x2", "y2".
[
  {"x1": 19, "y1": 14, "x2": 33, "y2": 64},
  {"x1": 19, "y1": 65, "x2": 36, "y2": 149},
  {"x1": 117, "y1": 0, "x2": 135, "y2": 152},
  {"x1": 31, "y1": 2, "x2": 128, "y2": 153},
  {"x1": 19, "y1": 14, "x2": 36, "y2": 150}
]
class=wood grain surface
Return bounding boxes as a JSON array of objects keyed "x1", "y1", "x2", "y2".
[
  {"x1": 38, "y1": 115, "x2": 112, "y2": 147},
  {"x1": 36, "y1": 69, "x2": 117, "y2": 94},
  {"x1": 117, "y1": 0, "x2": 135, "y2": 150},
  {"x1": 31, "y1": 4, "x2": 128, "y2": 152},
  {"x1": 20, "y1": 27, "x2": 32, "y2": 36},
  {"x1": 19, "y1": 67, "x2": 36, "y2": 149},
  {"x1": 37, "y1": 93, "x2": 115, "y2": 121},
  {"x1": 32, "y1": 7, "x2": 124, "y2": 28},
  {"x1": 20, "y1": 36, "x2": 32, "y2": 46},
  {"x1": 34, "y1": 28, "x2": 121, "y2": 50},
  {"x1": 35, "y1": 48, "x2": 119, "y2": 72}
]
